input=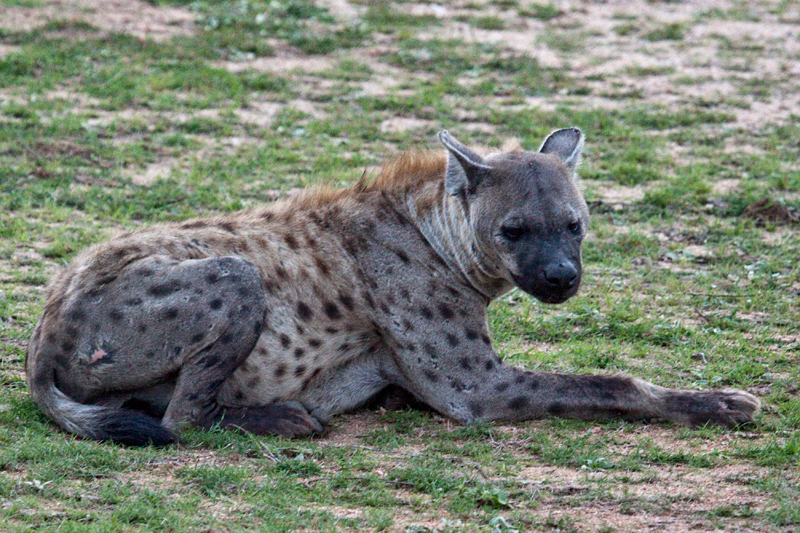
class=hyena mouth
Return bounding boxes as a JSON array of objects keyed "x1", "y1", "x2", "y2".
[{"x1": 512, "y1": 272, "x2": 582, "y2": 305}]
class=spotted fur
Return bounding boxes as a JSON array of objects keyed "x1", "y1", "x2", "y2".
[{"x1": 26, "y1": 129, "x2": 760, "y2": 446}]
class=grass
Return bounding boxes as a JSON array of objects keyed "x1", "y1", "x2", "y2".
[{"x1": 0, "y1": 0, "x2": 799, "y2": 531}]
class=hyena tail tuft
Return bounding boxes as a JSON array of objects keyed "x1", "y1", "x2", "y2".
[
  {"x1": 45, "y1": 384, "x2": 176, "y2": 446},
  {"x1": 30, "y1": 365, "x2": 175, "y2": 446}
]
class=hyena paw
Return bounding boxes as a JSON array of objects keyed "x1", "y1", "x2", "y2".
[
  {"x1": 671, "y1": 389, "x2": 760, "y2": 428},
  {"x1": 220, "y1": 401, "x2": 325, "y2": 437},
  {"x1": 261, "y1": 401, "x2": 326, "y2": 437}
]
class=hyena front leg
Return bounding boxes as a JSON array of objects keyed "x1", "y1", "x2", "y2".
[{"x1": 389, "y1": 326, "x2": 759, "y2": 428}]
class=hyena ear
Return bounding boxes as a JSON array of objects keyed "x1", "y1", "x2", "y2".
[
  {"x1": 438, "y1": 130, "x2": 491, "y2": 196},
  {"x1": 538, "y1": 127, "x2": 584, "y2": 177}
]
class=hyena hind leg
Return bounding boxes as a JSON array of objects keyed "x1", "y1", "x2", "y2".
[{"x1": 153, "y1": 257, "x2": 324, "y2": 438}]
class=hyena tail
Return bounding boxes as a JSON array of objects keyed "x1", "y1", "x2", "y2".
[{"x1": 27, "y1": 342, "x2": 175, "y2": 447}]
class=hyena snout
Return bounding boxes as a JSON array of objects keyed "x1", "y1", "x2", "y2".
[
  {"x1": 513, "y1": 255, "x2": 582, "y2": 304},
  {"x1": 543, "y1": 260, "x2": 578, "y2": 291},
  {"x1": 537, "y1": 259, "x2": 581, "y2": 304}
]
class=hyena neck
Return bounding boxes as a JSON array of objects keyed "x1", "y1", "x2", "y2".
[{"x1": 405, "y1": 183, "x2": 512, "y2": 301}]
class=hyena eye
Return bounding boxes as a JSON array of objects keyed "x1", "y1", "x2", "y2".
[
  {"x1": 502, "y1": 225, "x2": 526, "y2": 242},
  {"x1": 567, "y1": 221, "x2": 581, "y2": 235}
]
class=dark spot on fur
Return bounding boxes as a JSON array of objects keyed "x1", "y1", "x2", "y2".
[
  {"x1": 163, "y1": 307, "x2": 179, "y2": 320},
  {"x1": 297, "y1": 302, "x2": 313, "y2": 321},
  {"x1": 323, "y1": 301, "x2": 341, "y2": 320},
  {"x1": 465, "y1": 328, "x2": 479, "y2": 341},
  {"x1": 219, "y1": 221, "x2": 237, "y2": 234},
  {"x1": 423, "y1": 370, "x2": 439, "y2": 382},
  {"x1": 508, "y1": 396, "x2": 529, "y2": 410},
  {"x1": 182, "y1": 220, "x2": 208, "y2": 229},
  {"x1": 296, "y1": 324, "x2": 305, "y2": 335},
  {"x1": 246, "y1": 376, "x2": 261, "y2": 388},
  {"x1": 325, "y1": 327, "x2": 338, "y2": 334},
  {"x1": 235, "y1": 390, "x2": 245, "y2": 400},
  {"x1": 485, "y1": 359, "x2": 495, "y2": 371},
  {"x1": 309, "y1": 339, "x2": 322, "y2": 348},
  {"x1": 314, "y1": 255, "x2": 330, "y2": 276},
  {"x1": 61, "y1": 339, "x2": 75, "y2": 353},
  {"x1": 275, "y1": 266, "x2": 287, "y2": 279},
  {"x1": 220, "y1": 333, "x2": 234, "y2": 345},
  {"x1": 149, "y1": 281, "x2": 180, "y2": 297},
  {"x1": 395, "y1": 249, "x2": 410, "y2": 263},
  {"x1": 401, "y1": 319, "x2": 414, "y2": 331},
  {"x1": 481, "y1": 334, "x2": 491, "y2": 345},
  {"x1": 446, "y1": 333, "x2": 460, "y2": 347},
  {"x1": 275, "y1": 364, "x2": 287, "y2": 378},
  {"x1": 363, "y1": 291, "x2": 376, "y2": 309},
  {"x1": 529, "y1": 377, "x2": 540, "y2": 391},
  {"x1": 438, "y1": 304, "x2": 454, "y2": 320},
  {"x1": 338, "y1": 343, "x2": 350, "y2": 352},
  {"x1": 515, "y1": 374, "x2": 526, "y2": 384},
  {"x1": 108, "y1": 309, "x2": 123, "y2": 321},
  {"x1": 469, "y1": 401, "x2": 484, "y2": 417},
  {"x1": 262, "y1": 212, "x2": 275, "y2": 222},
  {"x1": 420, "y1": 306, "x2": 433, "y2": 320},
  {"x1": 124, "y1": 298, "x2": 142, "y2": 307},
  {"x1": 548, "y1": 403, "x2": 567, "y2": 416},
  {"x1": 206, "y1": 272, "x2": 220, "y2": 285},
  {"x1": 294, "y1": 348, "x2": 305, "y2": 358},
  {"x1": 422, "y1": 343, "x2": 437, "y2": 357},
  {"x1": 66, "y1": 307, "x2": 86, "y2": 322},
  {"x1": 338, "y1": 293, "x2": 354, "y2": 311},
  {"x1": 190, "y1": 333, "x2": 205, "y2": 344},
  {"x1": 285, "y1": 234, "x2": 299, "y2": 249},
  {"x1": 210, "y1": 299, "x2": 222, "y2": 310},
  {"x1": 138, "y1": 324, "x2": 147, "y2": 333},
  {"x1": 280, "y1": 334, "x2": 291, "y2": 348},
  {"x1": 294, "y1": 365, "x2": 307, "y2": 377},
  {"x1": 459, "y1": 357, "x2": 472, "y2": 371},
  {"x1": 237, "y1": 286, "x2": 250, "y2": 298},
  {"x1": 495, "y1": 382, "x2": 509, "y2": 392}
]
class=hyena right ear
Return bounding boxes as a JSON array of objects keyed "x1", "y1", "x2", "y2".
[
  {"x1": 539, "y1": 127, "x2": 584, "y2": 177},
  {"x1": 438, "y1": 131, "x2": 491, "y2": 196}
]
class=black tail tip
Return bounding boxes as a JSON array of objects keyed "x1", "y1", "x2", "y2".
[{"x1": 97, "y1": 409, "x2": 177, "y2": 447}]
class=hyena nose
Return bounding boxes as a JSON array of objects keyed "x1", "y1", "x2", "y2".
[{"x1": 544, "y1": 262, "x2": 578, "y2": 289}]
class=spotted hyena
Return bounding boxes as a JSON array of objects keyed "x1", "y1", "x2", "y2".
[{"x1": 25, "y1": 129, "x2": 759, "y2": 445}]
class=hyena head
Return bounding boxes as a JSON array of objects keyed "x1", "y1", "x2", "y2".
[{"x1": 439, "y1": 128, "x2": 588, "y2": 304}]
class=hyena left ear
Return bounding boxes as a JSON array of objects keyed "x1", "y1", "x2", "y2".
[
  {"x1": 438, "y1": 131, "x2": 492, "y2": 196},
  {"x1": 539, "y1": 127, "x2": 584, "y2": 177}
]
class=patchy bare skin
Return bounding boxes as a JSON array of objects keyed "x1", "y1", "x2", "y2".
[{"x1": 25, "y1": 130, "x2": 759, "y2": 445}]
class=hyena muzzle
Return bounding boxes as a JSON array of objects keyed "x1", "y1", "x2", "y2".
[{"x1": 25, "y1": 128, "x2": 760, "y2": 445}]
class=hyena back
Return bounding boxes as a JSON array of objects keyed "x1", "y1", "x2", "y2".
[{"x1": 25, "y1": 129, "x2": 759, "y2": 445}]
